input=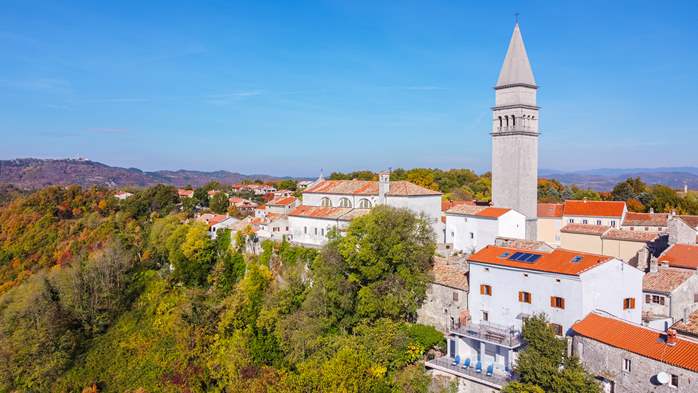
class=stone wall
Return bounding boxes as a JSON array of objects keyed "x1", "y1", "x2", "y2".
[
  {"x1": 669, "y1": 217, "x2": 696, "y2": 245},
  {"x1": 573, "y1": 335, "x2": 698, "y2": 392},
  {"x1": 417, "y1": 283, "x2": 468, "y2": 333}
]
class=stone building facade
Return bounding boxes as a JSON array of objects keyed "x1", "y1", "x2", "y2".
[
  {"x1": 417, "y1": 256, "x2": 469, "y2": 333},
  {"x1": 573, "y1": 311, "x2": 698, "y2": 393}
]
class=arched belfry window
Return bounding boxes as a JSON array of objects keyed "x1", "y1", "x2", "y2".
[
  {"x1": 512, "y1": 115, "x2": 515, "y2": 127},
  {"x1": 339, "y1": 197, "x2": 352, "y2": 208},
  {"x1": 321, "y1": 197, "x2": 332, "y2": 207},
  {"x1": 505, "y1": 116, "x2": 509, "y2": 127},
  {"x1": 498, "y1": 116, "x2": 502, "y2": 129},
  {"x1": 358, "y1": 198, "x2": 371, "y2": 209}
]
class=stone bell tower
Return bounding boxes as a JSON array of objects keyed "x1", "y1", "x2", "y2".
[{"x1": 491, "y1": 22, "x2": 539, "y2": 240}]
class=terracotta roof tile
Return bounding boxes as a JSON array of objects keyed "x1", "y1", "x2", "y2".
[
  {"x1": 563, "y1": 200, "x2": 626, "y2": 217},
  {"x1": 573, "y1": 311, "x2": 698, "y2": 372},
  {"x1": 679, "y1": 215, "x2": 698, "y2": 229},
  {"x1": 622, "y1": 212, "x2": 669, "y2": 227},
  {"x1": 602, "y1": 229, "x2": 662, "y2": 242},
  {"x1": 178, "y1": 189, "x2": 194, "y2": 197},
  {"x1": 538, "y1": 203, "x2": 563, "y2": 218},
  {"x1": 643, "y1": 268, "x2": 695, "y2": 293},
  {"x1": 674, "y1": 310, "x2": 698, "y2": 336},
  {"x1": 288, "y1": 205, "x2": 370, "y2": 221},
  {"x1": 446, "y1": 205, "x2": 511, "y2": 218},
  {"x1": 431, "y1": 263, "x2": 469, "y2": 291},
  {"x1": 560, "y1": 223, "x2": 610, "y2": 235},
  {"x1": 268, "y1": 196, "x2": 297, "y2": 206},
  {"x1": 468, "y1": 245, "x2": 612, "y2": 276},
  {"x1": 442, "y1": 199, "x2": 475, "y2": 212},
  {"x1": 303, "y1": 180, "x2": 440, "y2": 196},
  {"x1": 658, "y1": 244, "x2": 698, "y2": 270}
]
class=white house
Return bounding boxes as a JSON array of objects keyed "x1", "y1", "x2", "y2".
[
  {"x1": 287, "y1": 206, "x2": 370, "y2": 247},
  {"x1": 468, "y1": 245, "x2": 643, "y2": 335},
  {"x1": 435, "y1": 245, "x2": 643, "y2": 385},
  {"x1": 114, "y1": 191, "x2": 133, "y2": 200},
  {"x1": 266, "y1": 196, "x2": 299, "y2": 215},
  {"x1": 257, "y1": 213, "x2": 291, "y2": 242},
  {"x1": 562, "y1": 200, "x2": 627, "y2": 228},
  {"x1": 288, "y1": 171, "x2": 442, "y2": 247},
  {"x1": 445, "y1": 205, "x2": 526, "y2": 253}
]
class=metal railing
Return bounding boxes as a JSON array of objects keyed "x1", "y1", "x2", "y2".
[
  {"x1": 426, "y1": 356, "x2": 511, "y2": 388},
  {"x1": 450, "y1": 321, "x2": 523, "y2": 348}
]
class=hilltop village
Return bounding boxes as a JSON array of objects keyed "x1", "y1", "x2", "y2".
[
  {"x1": 108, "y1": 23, "x2": 698, "y2": 393},
  {"x1": 3, "y1": 22, "x2": 698, "y2": 393}
]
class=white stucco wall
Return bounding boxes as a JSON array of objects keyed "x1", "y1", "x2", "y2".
[
  {"x1": 469, "y1": 258, "x2": 643, "y2": 335},
  {"x1": 287, "y1": 215, "x2": 348, "y2": 247},
  {"x1": 302, "y1": 193, "x2": 377, "y2": 209},
  {"x1": 446, "y1": 210, "x2": 525, "y2": 253},
  {"x1": 563, "y1": 215, "x2": 623, "y2": 228},
  {"x1": 580, "y1": 259, "x2": 643, "y2": 325}
]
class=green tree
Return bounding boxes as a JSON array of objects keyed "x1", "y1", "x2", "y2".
[
  {"x1": 209, "y1": 192, "x2": 230, "y2": 214},
  {"x1": 507, "y1": 314, "x2": 600, "y2": 393},
  {"x1": 193, "y1": 187, "x2": 209, "y2": 207}
]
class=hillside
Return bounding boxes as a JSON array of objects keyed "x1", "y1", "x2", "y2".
[
  {"x1": 0, "y1": 158, "x2": 289, "y2": 189},
  {"x1": 540, "y1": 167, "x2": 698, "y2": 191}
]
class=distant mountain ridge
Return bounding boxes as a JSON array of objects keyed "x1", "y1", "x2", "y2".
[
  {"x1": 540, "y1": 167, "x2": 698, "y2": 191},
  {"x1": 0, "y1": 158, "x2": 291, "y2": 189}
]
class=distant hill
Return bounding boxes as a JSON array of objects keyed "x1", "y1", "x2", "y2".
[
  {"x1": 540, "y1": 167, "x2": 698, "y2": 191},
  {"x1": 0, "y1": 158, "x2": 291, "y2": 189}
]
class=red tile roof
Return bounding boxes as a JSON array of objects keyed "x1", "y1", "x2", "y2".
[
  {"x1": 658, "y1": 244, "x2": 698, "y2": 270},
  {"x1": 573, "y1": 311, "x2": 698, "y2": 372},
  {"x1": 622, "y1": 212, "x2": 669, "y2": 227},
  {"x1": 538, "y1": 203, "x2": 563, "y2": 218},
  {"x1": 560, "y1": 223, "x2": 610, "y2": 235},
  {"x1": 268, "y1": 196, "x2": 297, "y2": 206},
  {"x1": 563, "y1": 200, "x2": 626, "y2": 218},
  {"x1": 674, "y1": 310, "x2": 698, "y2": 337},
  {"x1": 446, "y1": 205, "x2": 511, "y2": 218},
  {"x1": 288, "y1": 205, "x2": 370, "y2": 221},
  {"x1": 431, "y1": 263, "x2": 469, "y2": 291},
  {"x1": 178, "y1": 189, "x2": 194, "y2": 197},
  {"x1": 468, "y1": 245, "x2": 612, "y2": 276},
  {"x1": 442, "y1": 199, "x2": 475, "y2": 212},
  {"x1": 303, "y1": 180, "x2": 441, "y2": 196},
  {"x1": 643, "y1": 268, "x2": 695, "y2": 293},
  {"x1": 679, "y1": 215, "x2": 698, "y2": 229},
  {"x1": 602, "y1": 229, "x2": 662, "y2": 242}
]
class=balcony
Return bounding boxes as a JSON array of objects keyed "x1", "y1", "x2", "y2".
[
  {"x1": 425, "y1": 356, "x2": 512, "y2": 389},
  {"x1": 450, "y1": 321, "x2": 523, "y2": 348}
]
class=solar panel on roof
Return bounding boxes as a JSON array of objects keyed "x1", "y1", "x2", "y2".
[
  {"x1": 507, "y1": 252, "x2": 541, "y2": 263},
  {"x1": 525, "y1": 254, "x2": 541, "y2": 262}
]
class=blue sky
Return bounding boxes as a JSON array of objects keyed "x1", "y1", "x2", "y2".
[{"x1": 1, "y1": 1, "x2": 697, "y2": 176}]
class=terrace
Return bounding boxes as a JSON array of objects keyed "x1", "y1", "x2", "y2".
[
  {"x1": 450, "y1": 321, "x2": 523, "y2": 349},
  {"x1": 425, "y1": 356, "x2": 512, "y2": 389}
]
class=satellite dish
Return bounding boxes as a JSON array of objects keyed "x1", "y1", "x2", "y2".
[{"x1": 657, "y1": 372, "x2": 670, "y2": 385}]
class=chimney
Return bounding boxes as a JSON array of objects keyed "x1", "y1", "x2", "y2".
[
  {"x1": 649, "y1": 207, "x2": 654, "y2": 214},
  {"x1": 649, "y1": 256, "x2": 658, "y2": 273},
  {"x1": 666, "y1": 328, "x2": 678, "y2": 347},
  {"x1": 378, "y1": 169, "x2": 390, "y2": 204},
  {"x1": 685, "y1": 183, "x2": 689, "y2": 194}
]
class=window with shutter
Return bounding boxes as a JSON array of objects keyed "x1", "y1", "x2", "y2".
[{"x1": 551, "y1": 296, "x2": 565, "y2": 309}]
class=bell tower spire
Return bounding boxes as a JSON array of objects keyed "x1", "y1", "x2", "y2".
[{"x1": 491, "y1": 22, "x2": 539, "y2": 240}]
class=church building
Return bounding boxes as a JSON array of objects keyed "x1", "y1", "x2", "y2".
[{"x1": 491, "y1": 23, "x2": 539, "y2": 240}]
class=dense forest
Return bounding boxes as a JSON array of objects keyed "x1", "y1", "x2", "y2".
[{"x1": 0, "y1": 185, "x2": 448, "y2": 392}]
